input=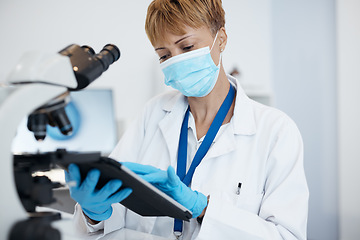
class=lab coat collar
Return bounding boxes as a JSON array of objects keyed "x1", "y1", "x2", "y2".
[
  {"x1": 162, "y1": 90, "x2": 187, "y2": 112},
  {"x1": 159, "y1": 93, "x2": 188, "y2": 167},
  {"x1": 159, "y1": 75, "x2": 257, "y2": 164},
  {"x1": 205, "y1": 75, "x2": 258, "y2": 159},
  {"x1": 161, "y1": 75, "x2": 257, "y2": 137},
  {"x1": 228, "y1": 75, "x2": 257, "y2": 136}
]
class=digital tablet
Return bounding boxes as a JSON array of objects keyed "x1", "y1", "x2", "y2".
[{"x1": 50, "y1": 150, "x2": 192, "y2": 221}]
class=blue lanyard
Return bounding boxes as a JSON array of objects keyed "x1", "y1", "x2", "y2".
[{"x1": 174, "y1": 84, "x2": 235, "y2": 234}]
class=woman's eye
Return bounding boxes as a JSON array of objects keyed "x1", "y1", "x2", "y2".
[
  {"x1": 183, "y1": 45, "x2": 194, "y2": 51},
  {"x1": 159, "y1": 54, "x2": 169, "y2": 61}
]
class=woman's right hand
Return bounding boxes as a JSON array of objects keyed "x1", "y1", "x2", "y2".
[{"x1": 65, "y1": 163, "x2": 132, "y2": 221}]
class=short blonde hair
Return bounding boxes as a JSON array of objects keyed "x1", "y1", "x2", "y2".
[{"x1": 145, "y1": 0, "x2": 225, "y2": 46}]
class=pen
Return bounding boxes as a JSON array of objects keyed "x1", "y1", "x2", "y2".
[{"x1": 236, "y1": 182, "x2": 242, "y2": 195}]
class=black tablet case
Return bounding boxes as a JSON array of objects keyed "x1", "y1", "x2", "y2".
[{"x1": 51, "y1": 151, "x2": 192, "y2": 221}]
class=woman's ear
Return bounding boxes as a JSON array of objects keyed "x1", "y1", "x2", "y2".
[{"x1": 218, "y1": 27, "x2": 228, "y2": 52}]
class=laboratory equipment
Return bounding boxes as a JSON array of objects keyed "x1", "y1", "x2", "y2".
[{"x1": 0, "y1": 43, "x2": 120, "y2": 239}]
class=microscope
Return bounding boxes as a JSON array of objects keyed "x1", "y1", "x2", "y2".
[{"x1": 0, "y1": 43, "x2": 120, "y2": 239}]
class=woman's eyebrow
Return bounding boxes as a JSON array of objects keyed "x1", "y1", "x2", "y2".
[
  {"x1": 174, "y1": 35, "x2": 193, "y2": 44},
  {"x1": 155, "y1": 35, "x2": 194, "y2": 51}
]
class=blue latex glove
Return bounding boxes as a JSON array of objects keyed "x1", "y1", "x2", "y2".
[
  {"x1": 122, "y1": 162, "x2": 207, "y2": 218},
  {"x1": 65, "y1": 163, "x2": 132, "y2": 221}
]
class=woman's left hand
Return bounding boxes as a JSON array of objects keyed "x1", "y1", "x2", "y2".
[{"x1": 122, "y1": 162, "x2": 207, "y2": 218}]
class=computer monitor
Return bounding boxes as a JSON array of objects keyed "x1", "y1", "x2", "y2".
[{"x1": 12, "y1": 89, "x2": 118, "y2": 156}]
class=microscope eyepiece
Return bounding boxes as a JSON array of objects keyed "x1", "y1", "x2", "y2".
[
  {"x1": 59, "y1": 43, "x2": 121, "y2": 90},
  {"x1": 94, "y1": 44, "x2": 121, "y2": 71}
]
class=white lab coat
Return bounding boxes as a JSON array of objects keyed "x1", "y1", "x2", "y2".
[{"x1": 73, "y1": 75, "x2": 309, "y2": 239}]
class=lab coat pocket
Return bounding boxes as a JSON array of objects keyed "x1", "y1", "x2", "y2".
[
  {"x1": 125, "y1": 210, "x2": 157, "y2": 233},
  {"x1": 234, "y1": 192, "x2": 264, "y2": 215}
]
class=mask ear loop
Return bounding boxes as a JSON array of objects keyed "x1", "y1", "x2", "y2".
[
  {"x1": 210, "y1": 31, "x2": 222, "y2": 67},
  {"x1": 209, "y1": 31, "x2": 222, "y2": 67},
  {"x1": 210, "y1": 31, "x2": 219, "y2": 52},
  {"x1": 217, "y1": 51, "x2": 222, "y2": 67}
]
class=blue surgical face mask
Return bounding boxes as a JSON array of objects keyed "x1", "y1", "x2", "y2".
[{"x1": 160, "y1": 32, "x2": 221, "y2": 97}]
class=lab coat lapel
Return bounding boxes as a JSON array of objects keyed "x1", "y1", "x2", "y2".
[
  {"x1": 205, "y1": 76, "x2": 257, "y2": 160},
  {"x1": 205, "y1": 125, "x2": 237, "y2": 159},
  {"x1": 158, "y1": 92, "x2": 188, "y2": 168}
]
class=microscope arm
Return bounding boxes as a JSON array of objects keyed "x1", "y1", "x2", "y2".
[{"x1": 0, "y1": 83, "x2": 70, "y2": 238}]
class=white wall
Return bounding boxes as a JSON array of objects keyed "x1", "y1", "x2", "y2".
[
  {"x1": 222, "y1": 0, "x2": 272, "y2": 95},
  {"x1": 336, "y1": 0, "x2": 360, "y2": 239},
  {"x1": 271, "y1": 1, "x2": 338, "y2": 239}
]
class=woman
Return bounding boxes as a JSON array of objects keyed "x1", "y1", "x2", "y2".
[{"x1": 66, "y1": 0, "x2": 309, "y2": 239}]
